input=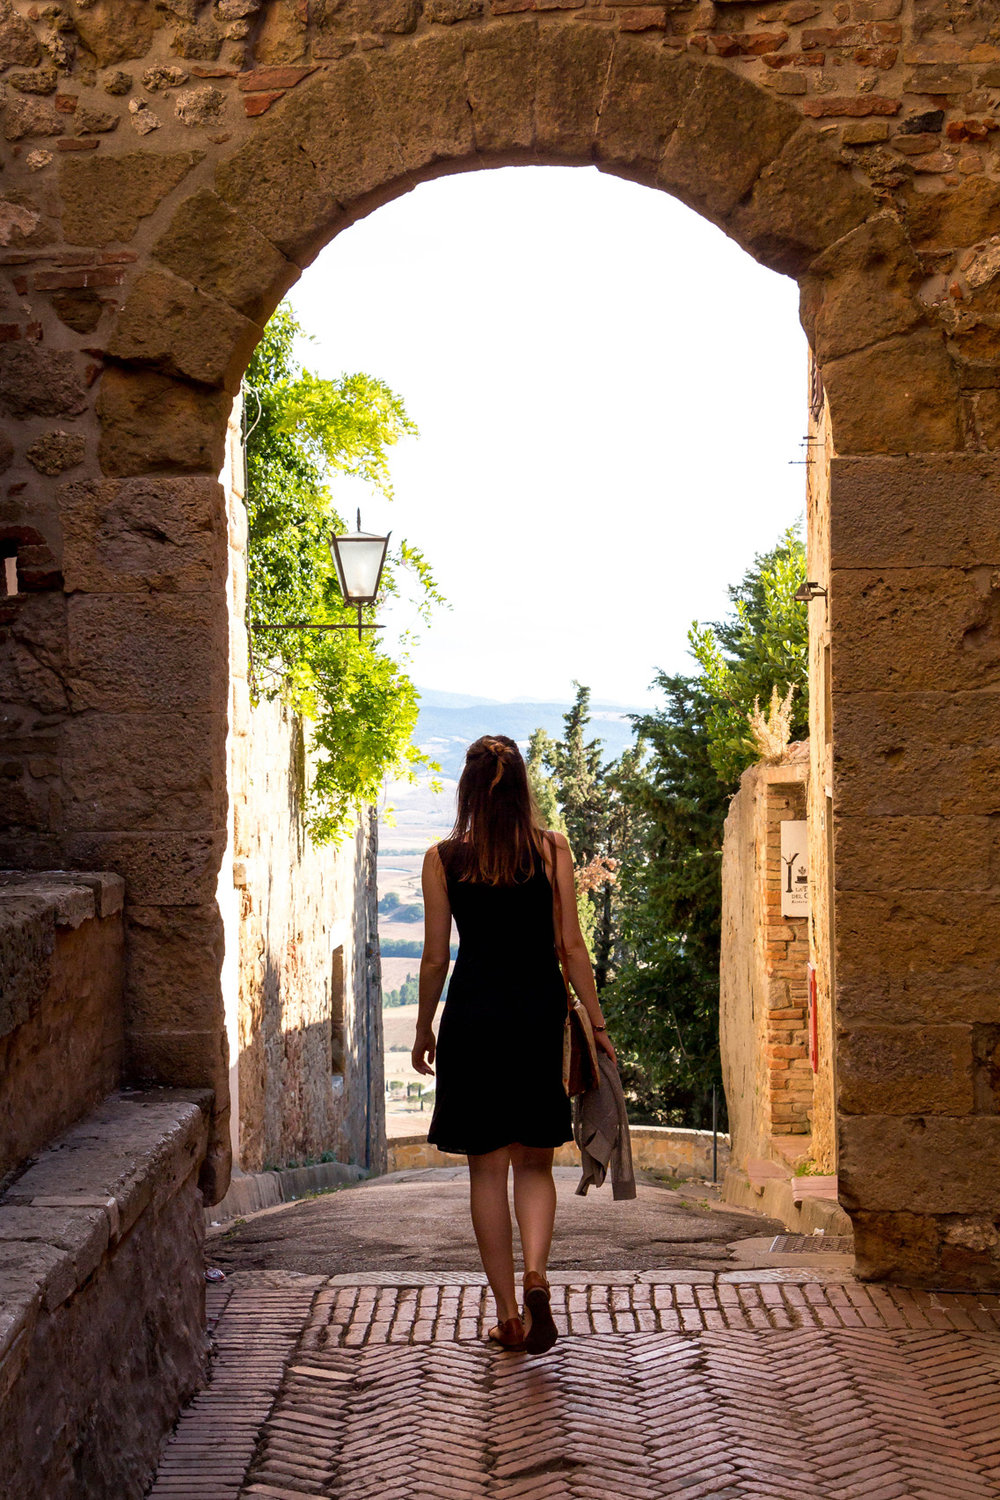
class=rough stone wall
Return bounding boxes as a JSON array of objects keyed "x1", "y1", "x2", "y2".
[
  {"x1": 720, "y1": 753, "x2": 815, "y2": 1170},
  {"x1": 0, "y1": 0, "x2": 997, "y2": 1280},
  {"x1": 234, "y1": 696, "x2": 382, "y2": 1173},
  {"x1": 0, "y1": 871, "x2": 123, "y2": 1177}
]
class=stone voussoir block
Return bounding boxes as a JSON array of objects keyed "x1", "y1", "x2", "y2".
[
  {"x1": 215, "y1": 102, "x2": 345, "y2": 263},
  {"x1": 153, "y1": 186, "x2": 298, "y2": 323},
  {"x1": 730, "y1": 124, "x2": 873, "y2": 278},
  {"x1": 657, "y1": 58, "x2": 800, "y2": 224},
  {"x1": 799, "y1": 212, "x2": 924, "y2": 365},
  {"x1": 462, "y1": 19, "x2": 538, "y2": 156},
  {"x1": 594, "y1": 36, "x2": 699, "y2": 177},
  {"x1": 364, "y1": 30, "x2": 476, "y2": 177},
  {"x1": 294, "y1": 60, "x2": 412, "y2": 217},
  {"x1": 96, "y1": 366, "x2": 230, "y2": 477},
  {"x1": 107, "y1": 269, "x2": 260, "y2": 393},
  {"x1": 535, "y1": 22, "x2": 614, "y2": 161}
]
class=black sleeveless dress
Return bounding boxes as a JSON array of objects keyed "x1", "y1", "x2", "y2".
[{"x1": 426, "y1": 838, "x2": 573, "y2": 1157}]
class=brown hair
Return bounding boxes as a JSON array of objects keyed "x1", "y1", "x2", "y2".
[{"x1": 445, "y1": 735, "x2": 543, "y2": 885}]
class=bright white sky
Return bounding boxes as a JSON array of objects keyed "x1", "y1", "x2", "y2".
[{"x1": 289, "y1": 165, "x2": 808, "y2": 708}]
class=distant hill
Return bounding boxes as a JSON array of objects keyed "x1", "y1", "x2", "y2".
[{"x1": 413, "y1": 690, "x2": 641, "y2": 778}]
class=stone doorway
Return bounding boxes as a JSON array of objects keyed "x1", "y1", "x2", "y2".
[{"x1": 2, "y1": 2, "x2": 999, "y2": 1291}]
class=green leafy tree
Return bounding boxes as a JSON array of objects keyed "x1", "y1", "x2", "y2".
[
  {"x1": 534, "y1": 686, "x2": 638, "y2": 984},
  {"x1": 245, "y1": 305, "x2": 443, "y2": 841},
  {"x1": 544, "y1": 684, "x2": 606, "y2": 866},
  {"x1": 688, "y1": 525, "x2": 808, "y2": 784},
  {"x1": 603, "y1": 674, "x2": 727, "y2": 1125},
  {"x1": 605, "y1": 524, "x2": 810, "y2": 1127},
  {"x1": 526, "y1": 728, "x2": 565, "y2": 834},
  {"x1": 384, "y1": 973, "x2": 420, "y2": 1008}
]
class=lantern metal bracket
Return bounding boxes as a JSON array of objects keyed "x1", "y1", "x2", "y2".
[{"x1": 252, "y1": 608, "x2": 384, "y2": 643}]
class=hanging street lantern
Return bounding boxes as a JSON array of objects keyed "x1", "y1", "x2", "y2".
[
  {"x1": 254, "y1": 510, "x2": 390, "y2": 642},
  {"x1": 329, "y1": 510, "x2": 391, "y2": 641}
]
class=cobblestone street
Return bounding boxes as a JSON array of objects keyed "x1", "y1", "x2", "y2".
[{"x1": 150, "y1": 1171, "x2": 1000, "y2": 1500}]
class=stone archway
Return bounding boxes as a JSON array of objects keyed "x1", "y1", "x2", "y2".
[{"x1": 3, "y1": 1, "x2": 999, "y2": 1289}]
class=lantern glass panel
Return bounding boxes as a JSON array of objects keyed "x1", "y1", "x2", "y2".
[{"x1": 330, "y1": 532, "x2": 388, "y2": 604}]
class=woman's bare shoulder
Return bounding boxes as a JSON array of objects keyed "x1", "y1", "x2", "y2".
[{"x1": 542, "y1": 829, "x2": 570, "y2": 850}]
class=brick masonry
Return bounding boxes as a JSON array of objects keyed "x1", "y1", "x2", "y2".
[
  {"x1": 721, "y1": 753, "x2": 815, "y2": 1173},
  {"x1": 150, "y1": 1276, "x2": 1000, "y2": 1499},
  {"x1": 761, "y1": 773, "x2": 812, "y2": 1138}
]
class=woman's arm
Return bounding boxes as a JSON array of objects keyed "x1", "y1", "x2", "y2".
[
  {"x1": 411, "y1": 845, "x2": 451, "y2": 1076},
  {"x1": 548, "y1": 831, "x2": 617, "y2": 1063}
]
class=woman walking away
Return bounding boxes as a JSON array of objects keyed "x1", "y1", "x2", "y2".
[{"x1": 411, "y1": 734, "x2": 616, "y2": 1355}]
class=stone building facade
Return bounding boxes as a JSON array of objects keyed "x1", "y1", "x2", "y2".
[{"x1": 1, "y1": 0, "x2": 999, "y2": 1301}]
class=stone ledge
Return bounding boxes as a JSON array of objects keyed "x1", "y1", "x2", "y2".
[
  {"x1": 205, "y1": 1159, "x2": 368, "y2": 1226},
  {"x1": 0, "y1": 1087, "x2": 211, "y2": 1396},
  {"x1": 0, "y1": 868, "x2": 125, "y2": 920},
  {"x1": 0, "y1": 870, "x2": 126, "y2": 1040},
  {"x1": 723, "y1": 1163, "x2": 854, "y2": 1238},
  {"x1": 385, "y1": 1125, "x2": 732, "y2": 1179}
]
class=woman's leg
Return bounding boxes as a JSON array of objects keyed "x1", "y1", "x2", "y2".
[
  {"x1": 467, "y1": 1147, "x2": 518, "y2": 1323},
  {"x1": 510, "y1": 1145, "x2": 557, "y2": 1278}
]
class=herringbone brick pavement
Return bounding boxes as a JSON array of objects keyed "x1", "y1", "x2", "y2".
[{"x1": 149, "y1": 1277, "x2": 1000, "y2": 1500}]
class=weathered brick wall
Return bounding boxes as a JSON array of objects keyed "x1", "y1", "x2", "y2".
[
  {"x1": 720, "y1": 752, "x2": 815, "y2": 1168},
  {"x1": 761, "y1": 766, "x2": 812, "y2": 1137},
  {"x1": 0, "y1": 0, "x2": 997, "y2": 1281}
]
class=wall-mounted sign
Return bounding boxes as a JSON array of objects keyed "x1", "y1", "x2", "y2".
[{"x1": 780, "y1": 819, "x2": 808, "y2": 918}]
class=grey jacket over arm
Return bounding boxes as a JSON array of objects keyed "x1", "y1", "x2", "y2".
[{"x1": 573, "y1": 1051, "x2": 636, "y2": 1200}]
